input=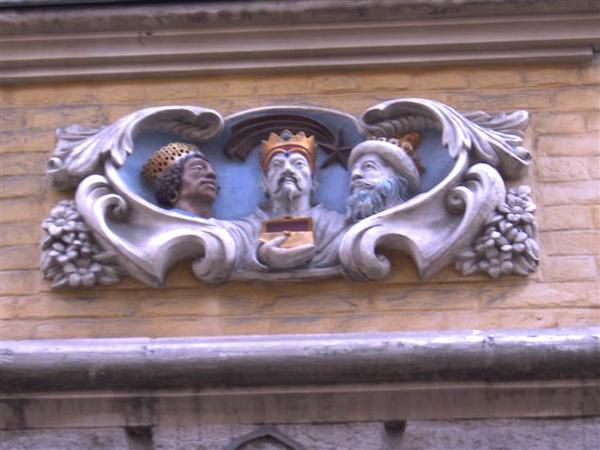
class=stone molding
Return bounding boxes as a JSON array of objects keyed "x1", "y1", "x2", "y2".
[
  {"x1": 1, "y1": 1, "x2": 599, "y2": 83},
  {"x1": 2, "y1": 328, "x2": 598, "y2": 395},
  {"x1": 2, "y1": 0, "x2": 599, "y2": 33}
]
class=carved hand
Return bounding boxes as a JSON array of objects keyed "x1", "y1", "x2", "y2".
[{"x1": 257, "y1": 235, "x2": 316, "y2": 270}]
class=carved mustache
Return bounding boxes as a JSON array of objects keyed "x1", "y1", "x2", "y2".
[
  {"x1": 274, "y1": 171, "x2": 301, "y2": 193},
  {"x1": 351, "y1": 176, "x2": 374, "y2": 191}
]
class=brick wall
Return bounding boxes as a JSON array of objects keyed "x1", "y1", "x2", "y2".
[{"x1": 1, "y1": 63, "x2": 598, "y2": 340}]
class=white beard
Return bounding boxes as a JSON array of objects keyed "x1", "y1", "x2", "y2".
[
  {"x1": 346, "y1": 175, "x2": 411, "y2": 222},
  {"x1": 346, "y1": 188, "x2": 386, "y2": 222},
  {"x1": 273, "y1": 182, "x2": 301, "y2": 216}
]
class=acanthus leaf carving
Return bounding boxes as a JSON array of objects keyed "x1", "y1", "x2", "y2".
[
  {"x1": 75, "y1": 174, "x2": 236, "y2": 286},
  {"x1": 339, "y1": 159, "x2": 506, "y2": 281},
  {"x1": 359, "y1": 98, "x2": 531, "y2": 179},
  {"x1": 47, "y1": 106, "x2": 224, "y2": 190}
]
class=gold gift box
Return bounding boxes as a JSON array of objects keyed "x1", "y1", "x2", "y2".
[{"x1": 260, "y1": 216, "x2": 314, "y2": 248}]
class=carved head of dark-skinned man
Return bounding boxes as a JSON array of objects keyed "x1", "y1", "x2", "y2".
[
  {"x1": 143, "y1": 142, "x2": 218, "y2": 218},
  {"x1": 347, "y1": 134, "x2": 422, "y2": 222}
]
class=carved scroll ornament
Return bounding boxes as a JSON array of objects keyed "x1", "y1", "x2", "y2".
[{"x1": 41, "y1": 98, "x2": 538, "y2": 287}]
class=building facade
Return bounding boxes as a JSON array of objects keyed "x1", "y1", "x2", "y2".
[{"x1": 1, "y1": 1, "x2": 599, "y2": 449}]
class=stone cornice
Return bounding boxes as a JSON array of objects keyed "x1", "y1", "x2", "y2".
[
  {"x1": 1, "y1": 1, "x2": 599, "y2": 83},
  {"x1": 2, "y1": 328, "x2": 599, "y2": 395},
  {"x1": 1, "y1": 0, "x2": 599, "y2": 33}
]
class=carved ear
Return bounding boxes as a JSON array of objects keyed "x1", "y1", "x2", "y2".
[
  {"x1": 169, "y1": 189, "x2": 179, "y2": 205},
  {"x1": 311, "y1": 175, "x2": 319, "y2": 193},
  {"x1": 260, "y1": 174, "x2": 269, "y2": 196}
]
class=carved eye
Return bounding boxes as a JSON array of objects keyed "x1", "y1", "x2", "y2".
[{"x1": 363, "y1": 162, "x2": 377, "y2": 170}]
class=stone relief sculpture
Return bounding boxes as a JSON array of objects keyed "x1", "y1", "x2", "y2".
[
  {"x1": 40, "y1": 98, "x2": 539, "y2": 287},
  {"x1": 455, "y1": 185, "x2": 539, "y2": 278},
  {"x1": 143, "y1": 143, "x2": 219, "y2": 219},
  {"x1": 226, "y1": 425, "x2": 306, "y2": 450},
  {"x1": 232, "y1": 130, "x2": 346, "y2": 274},
  {"x1": 40, "y1": 200, "x2": 122, "y2": 288},
  {"x1": 346, "y1": 134, "x2": 421, "y2": 223}
]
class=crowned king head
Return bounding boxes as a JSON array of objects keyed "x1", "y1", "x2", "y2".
[{"x1": 260, "y1": 130, "x2": 317, "y2": 173}]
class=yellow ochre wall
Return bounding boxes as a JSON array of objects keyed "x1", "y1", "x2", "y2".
[{"x1": 1, "y1": 64, "x2": 599, "y2": 340}]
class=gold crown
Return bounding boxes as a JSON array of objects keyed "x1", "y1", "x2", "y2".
[
  {"x1": 397, "y1": 132, "x2": 421, "y2": 153},
  {"x1": 396, "y1": 132, "x2": 424, "y2": 174},
  {"x1": 142, "y1": 142, "x2": 201, "y2": 186},
  {"x1": 261, "y1": 130, "x2": 317, "y2": 173}
]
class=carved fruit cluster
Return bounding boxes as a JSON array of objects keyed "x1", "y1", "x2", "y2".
[
  {"x1": 40, "y1": 200, "x2": 122, "y2": 288},
  {"x1": 455, "y1": 186, "x2": 539, "y2": 278}
]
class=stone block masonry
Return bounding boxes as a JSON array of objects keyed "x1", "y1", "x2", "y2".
[
  {"x1": 2, "y1": 418, "x2": 599, "y2": 450},
  {"x1": 1, "y1": 62, "x2": 599, "y2": 340}
]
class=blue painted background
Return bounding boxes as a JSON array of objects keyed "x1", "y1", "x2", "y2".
[{"x1": 119, "y1": 108, "x2": 454, "y2": 220}]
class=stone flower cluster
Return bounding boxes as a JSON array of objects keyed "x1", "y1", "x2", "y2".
[
  {"x1": 40, "y1": 200, "x2": 122, "y2": 288},
  {"x1": 455, "y1": 186, "x2": 539, "y2": 278}
]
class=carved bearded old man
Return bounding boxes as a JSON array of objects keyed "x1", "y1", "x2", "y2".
[
  {"x1": 143, "y1": 142, "x2": 219, "y2": 218},
  {"x1": 232, "y1": 130, "x2": 346, "y2": 271},
  {"x1": 347, "y1": 135, "x2": 422, "y2": 222}
]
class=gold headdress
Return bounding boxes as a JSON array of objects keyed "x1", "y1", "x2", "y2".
[
  {"x1": 260, "y1": 130, "x2": 317, "y2": 173},
  {"x1": 388, "y1": 132, "x2": 424, "y2": 174},
  {"x1": 396, "y1": 132, "x2": 421, "y2": 154},
  {"x1": 142, "y1": 142, "x2": 204, "y2": 186}
]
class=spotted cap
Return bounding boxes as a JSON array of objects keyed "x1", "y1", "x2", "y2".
[{"x1": 142, "y1": 142, "x2": 206, "y2": 186}]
